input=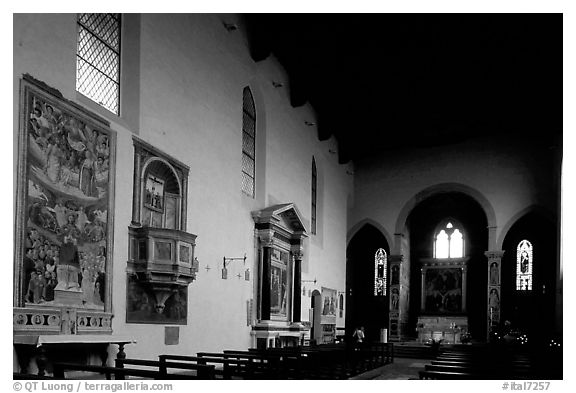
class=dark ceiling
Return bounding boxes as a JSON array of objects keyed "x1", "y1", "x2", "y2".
[{"x1": 242, "y1": 14, "x2": 563, "y2": 163}]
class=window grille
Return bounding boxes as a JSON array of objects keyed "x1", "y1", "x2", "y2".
[
  {"x1": 242, "y1": 87, "x2": 256, "y2": 197},
  {"x1": 516, "y1": 240, "x2": 533, "y2": 291},
  {"x1": 311, "y1": 157, "x2": 317, "y2": 234},
  {"x1": 76, "y1": 13, "x2": 121, "y2": 115},
  {"x1": 374, "y1": 248, "x2": 387, "y2": 296}
]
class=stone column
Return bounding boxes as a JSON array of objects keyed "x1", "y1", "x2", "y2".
[
  {"x1": 291, "y1": 245, "x2": 304, "y2": 323},
  {"x1": 485, "y1": 250, "x2": 504, "y2": 338},
  {"x1": 180, "y1": 176, "x2": 188, "y2": 231},
  {"x1": 462, "y1": 266, "x2": 468, "y2": 312},
  {"x1": 420, "y1": 267, "x2": 426, "y2": 312},
  {"x1": 259, "y1": 231, "x2": 274, "y2": 321},
  {"x1": 389, "y1": 254, "x2": 408, "y2": 341},
  {"x1": 131, "y1": 148, "x2": 142, "y2": 226}
]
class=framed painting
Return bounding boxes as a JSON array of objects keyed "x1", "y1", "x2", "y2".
[
  {"x1": 321, "y1": 287, "x2": 337, "y2": 325},
  {"x1": 126, "y1": 274, "x2": 187, "y2": 324},
  {"x1": 14, "y1": 75, "x2": 116, "y2": 330},
  {"x1": 423, "y1": 268, "x2": 463, "y2": 314},
  {"x1": 144, "y1": 174, "x2": 165, "y2": 212}
]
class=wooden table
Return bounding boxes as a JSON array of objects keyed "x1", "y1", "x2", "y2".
[{"x1": 14, "y1": 334, "x2": 136, "y2": 376}]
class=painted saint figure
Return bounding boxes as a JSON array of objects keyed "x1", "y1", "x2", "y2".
[
  {"x1": 55, "y1": 234, "x2": 81, "y2": 291},
  {"x1": 490, "y1": 262, "x2": 499, "y2": 285},
  {"x1": 79, "y1": 150, "x2": 97, "y2": 197},
  {"x1": 489, "y1": 288, "x2": 500, "y2": 310}
]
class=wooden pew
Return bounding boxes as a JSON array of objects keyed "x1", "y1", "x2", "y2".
[
  {"x1": 419, "y1": 370, "x2": 496, "y2": 380},
  {"x1": 158, "y1": 354, "x2": 254, "y2": 379},
  {"x1": 115, "y1": 358, "x2": 216, "y2": 379},
  {"x1": 13, "y1": 373, "x2": 57, "y2": 380},
  {"x1": 424, "y1": 364, "x2": 531, "y2": 379},
  {"x1": 52, "y1": 363, "x2": 166, "y2": 380}
]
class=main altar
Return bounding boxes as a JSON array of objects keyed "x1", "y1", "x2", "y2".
[{"x1": 416, "y1": 257, "x2": 469, "y2": 343}]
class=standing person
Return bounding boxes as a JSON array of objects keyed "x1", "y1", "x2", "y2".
[{"x1": 352, "y1": 326, "x2": 365, "y2": 349}]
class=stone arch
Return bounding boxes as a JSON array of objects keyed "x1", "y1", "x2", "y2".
[
  {"x1": 497, "y1": 204, "x2": 555, "y2": 250},
  {"x1": 347, "y1": 218, "x2": 393, "y2": 250},
  {"x1": 394, "y1": 183, "x2": 497, "y2": 253},
  {"x1": 141, "y1": 156, "x2": 182, "y2": 195}
]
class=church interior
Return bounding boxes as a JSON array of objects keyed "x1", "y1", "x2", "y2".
[{"x1": 12, "y1": 13, "x2": 563, "y2": 380}]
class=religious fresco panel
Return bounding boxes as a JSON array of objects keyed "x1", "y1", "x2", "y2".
[{"x1": 15, "y1": 76, "x2": 115, "y2": 314}]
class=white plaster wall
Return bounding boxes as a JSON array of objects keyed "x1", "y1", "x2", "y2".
[
  {"x1": 349, "y1": 134, "x2": 556, "y2": 252},
  {"x1": 13, "y1": 13, "x2": 352, "y2": 363}
]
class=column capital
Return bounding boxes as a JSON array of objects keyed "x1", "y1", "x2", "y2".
[
  {"x1": 484, "y1": 250, "x2": 505, "y2": 260},
  {"x1": 389, "y1": 254, "x2": 405, "y2": 263},
  {"x1": 258, "y1": 230, "x2": 275, "y2": 247},
  {"x1": 291, "y1": 244, "x2": 304, "y2": 259}
]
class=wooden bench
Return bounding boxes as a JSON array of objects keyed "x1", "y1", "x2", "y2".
[
  {"x1": 52, "y1": 363, "x2": 165, "y2": 380},
  {"x1": 425, "y1": 364, "x2": 531, "y2": 379},
  {"x1": 53, "y1": 361, "x2": 214, "y2": 380},
  {"x1": 419, "y1": 370, "x2": 498, "y2": 380},
  {"x1": 159, "y1": 354, "x2": 254, "y2": 379},
  {"x1": 13, "y1": 372, "x2": 57, "y2": 380},
  {"x1": 115, "y1": 358, "x2": 216, "y2": 379}
]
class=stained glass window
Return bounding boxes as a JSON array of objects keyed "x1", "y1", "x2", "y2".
[
  {"x1": 76, "y1": 14, "x2": 121, "y2": 115},
  {"x1": 434, "y1": 221, "x2": 464, "y2": 258},
  {"x1": 374, "y1": 248, "x2": 387, "y2": 296},
  {"x1": 516, "y1": 240, "x2": 533, "y2": 291},
  {"x1": 242, "y1": 87, "x2": 256, "y2": 197},
  {"x1": 311, "y1": 157, "x2": 317, "y2": 234}
]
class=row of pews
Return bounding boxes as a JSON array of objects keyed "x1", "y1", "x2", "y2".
[
  {"x1": 418, "y1": 344, "x2": 562, "y2": 380},
  {"x1": 16, "y1": 342, "x2": 394, "y2": 380}
]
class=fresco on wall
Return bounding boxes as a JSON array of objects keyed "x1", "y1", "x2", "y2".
[
  {"x1": 126, "y1": 274, "x2": 187, "y2": 324},
  {"x1": 424, "y1": 268, "x2": 462, "y2": 314},
  {"x1": 16, "y1": 81, "x2": 114, "y2": 311}
]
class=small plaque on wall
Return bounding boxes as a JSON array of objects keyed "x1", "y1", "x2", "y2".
[{"x1": 165, "y1": 326, "x2": 180, "y2": 345}]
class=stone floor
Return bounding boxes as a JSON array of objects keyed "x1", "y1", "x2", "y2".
[{"x1": 352, "y1": 358, "x2": 428, "y2": 380}]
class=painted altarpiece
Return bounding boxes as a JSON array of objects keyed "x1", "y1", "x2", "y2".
[{"x1": 14, "y1": 75, "x2": 116, "y2": 335}]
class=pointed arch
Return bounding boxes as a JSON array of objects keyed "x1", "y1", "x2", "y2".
[{"x1": 347, "y1": 218, "x2": 393, "y2": 250}]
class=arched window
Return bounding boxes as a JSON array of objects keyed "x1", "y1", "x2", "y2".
[
  {"x1": 241, "y1": 87, "x2": 256, "y2": 197},
  {"x1": 516, "y1": 240, "x2": 533, "y2": 291},
  {"x1": 374, "y1": 248, "x2": 387, "y2": 296},
  {"x1": 311, "y1": 157, "x2": 317, "y2": 234},
  {"x1": 434, "y1": 221, "x2": 464, "y2": 258}
]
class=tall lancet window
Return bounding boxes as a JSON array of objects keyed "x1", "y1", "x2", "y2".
[
  {"x1": 241, "y1": 87, "x2": 256, "y2": 197},
  {"x1": 434, "y1": 221, "x2": 464, "y2": 258},
  {"x1": 374, "y1": 248, "x2": 387, "y2": 296},
  {"x1": 516, "y1": 240, "x2": 533, "y2": 291},
  {"x1": 311, "y1": 157, "x2": 317, "y2": 234}
]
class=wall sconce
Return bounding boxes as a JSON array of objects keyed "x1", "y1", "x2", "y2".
[
  {"x1": 222, "y1": 254, "x2": 247, "y2": 280},
  {"x1": 302, "y1": 278, "x2": 317, "y2": 285},
  {"x1": 272, "y1": 81, "x2": 284, "y2": 88},
  {"x1": 305, "y1": 121, "x2": 316, "y2": 127},
  {"x1": 222, "y1": 22, "x2": 238, "y2": 32}
]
